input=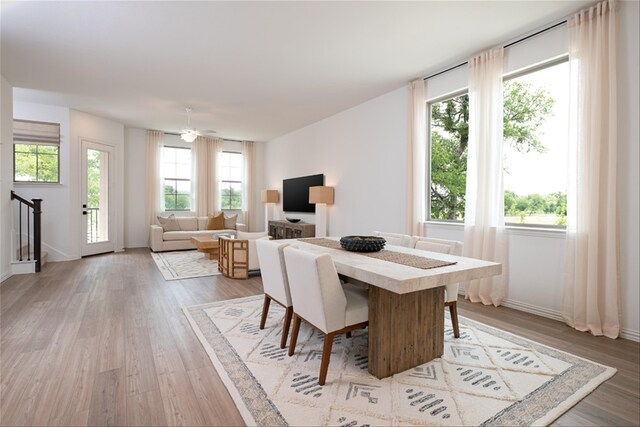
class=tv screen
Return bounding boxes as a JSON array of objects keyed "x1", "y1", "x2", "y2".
[{"x1": 283, "y1": 174, "x2": 324, "y2": 213}]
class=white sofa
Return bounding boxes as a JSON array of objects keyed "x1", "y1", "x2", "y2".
[{"x1": 150, "y1": 216, "x2": 246, "y2": 252}]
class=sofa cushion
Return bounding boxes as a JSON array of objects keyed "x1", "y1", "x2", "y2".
[
  {"x1": 163, "y1": 229, "x2": 236, "y2": 241},
  {"x1": 224, "y1": 214, "x2": 238, "y2": 230},
  {"x1": 237, "y1": 230, "x2": 269, "y2": 240},
  {"x1": 157, "y1": 214, "x2": 180, "y2": 232},
  {"x1": 207, "y1": 213, "x2": 225, "y2": 230},
  {"x1": 176, "y1": 217, "x2": 198, "y2": 231}
]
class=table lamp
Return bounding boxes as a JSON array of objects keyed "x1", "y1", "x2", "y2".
[{"x1": 309, "y1": 186, "x2": 334, "y2": 237}]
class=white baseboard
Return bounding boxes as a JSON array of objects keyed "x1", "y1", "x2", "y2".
[
  {"x1": 501, "y1": 298, "x2": 564, "y2": 322},
  {"x1": 41, "y1": 242, "x2": 74, "y2": 262},
  {"x1": 1, "y1": 270, "x2": 13, "y2": 283},
  {"x1": 621, "y1": 328, "x2": 640, "y2": 342},
  {"x1": 500, "y1": 297, "x2": 639, "y2": 342}
]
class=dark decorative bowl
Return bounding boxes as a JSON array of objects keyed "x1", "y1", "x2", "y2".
[
  {"x1": 286, "y1": 218, "x2": 301, "y2": 223},
  {"x1": 340, "y1": 236, "x2": 386, "y2": 252}
]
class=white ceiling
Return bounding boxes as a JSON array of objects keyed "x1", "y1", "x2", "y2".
[{"x1": 1, "y1": 1, "x2": 592, "y2": 142}]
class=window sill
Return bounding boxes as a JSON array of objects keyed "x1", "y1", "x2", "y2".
[
  {"x1": 13, "y1": 182, "x2": 62, "y2": 187},
  {"x1": 423, "y1": 221, "x2": 567, "y2": 239}
]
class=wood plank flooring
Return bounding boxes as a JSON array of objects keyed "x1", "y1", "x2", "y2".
[{"x1": 1, "y1": 248, "x2": 638, "y2": 426}]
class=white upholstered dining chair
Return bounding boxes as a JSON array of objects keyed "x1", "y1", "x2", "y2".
[
  {"x1": 283, "y1": 246, "x2": 369, "y2": 386},
  {"x1": 255, "y1": 239, "x2": 293, "y2": 349},
  {"x1": 413, "y1": 236, "x2": 463, "y2": 338},
  {"x1": 372, "y1": 231, "x2": 413, "y2": 247}
]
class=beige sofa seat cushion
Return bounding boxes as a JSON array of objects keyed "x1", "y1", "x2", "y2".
[{"x1": 163, "y1": 229, "x2": 235, "y2": 241}]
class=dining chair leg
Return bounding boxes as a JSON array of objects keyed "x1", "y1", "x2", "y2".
[
  {"x1": 319, "y1": 332, "x2": 335, "y2": 386},
  {"x1": 259, "y1": 294, "x2": 271, "y2": 330},
  {"x1": 280, "y1": 306, "x2": 294, "y2": 349},
  {"x1": 449, "y1": 301, "x2": 460, "y2": 338},
  {"x1": 288, "y1": 314, "x2": 302, "y2": 357}
]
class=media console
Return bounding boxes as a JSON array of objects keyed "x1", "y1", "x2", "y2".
[{"x1": 268, "y1": 220, "x2": 315, "y2": 240}]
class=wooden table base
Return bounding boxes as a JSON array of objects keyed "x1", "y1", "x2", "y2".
[{"x1": 368, "y1": 286, "x2": 444, "y2": 379}]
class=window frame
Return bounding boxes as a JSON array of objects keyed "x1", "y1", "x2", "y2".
[
  {"x1": 13, "y1": 119, "x2": 61, "y2": 184},
  {"x1": 161, "y1": 145, "x2": 193, "y2": 212},
  {"x1": 501, "y1": 56, "x2": 569, "y2": 229},
  {"x1": 218, "y1": 150, "x2": 244, "y2": 211},
  {"x1": 426, "y1": 56, "x2": 570, "y2": 230}
]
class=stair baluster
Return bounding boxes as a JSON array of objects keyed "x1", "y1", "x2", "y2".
[{"x1": 11, "y1": 191, "x2": 43, "y2": 273}]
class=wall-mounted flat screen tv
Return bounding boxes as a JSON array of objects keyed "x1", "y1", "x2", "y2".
[{"x1": 283, "y1": 174, "x2": 324, "y2": 213}]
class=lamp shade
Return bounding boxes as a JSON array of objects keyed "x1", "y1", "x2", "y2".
[
  {"x1": 261, "y1": 189, "x2": 279, "y2": 203},
  {"x1": 309, "y1": 186, "x2": 334, "y2": 205}
]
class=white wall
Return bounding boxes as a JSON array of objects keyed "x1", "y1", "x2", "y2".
[
  {"x1": 124, "y1": 127, "x2": 148, "y2": 248},
  {"x1": 0, "y1": 75, "x2": 13, "y2": 282},
  {"x1": 11, "y1": 103, "x2": 125, "y2": 261},
  {"x1": 264, "y1": 86, "x2": 409, "y2": 236},
  {"x1": 262, "y1": 2, "x2": 639, "y2": 341},
  {"x1": 616, "y1": 0, "x2": 640, "y2": 341}
]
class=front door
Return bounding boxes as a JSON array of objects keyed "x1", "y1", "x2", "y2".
[{"x1": 81, "y1": 140, "x2": 115, "y2": 256}]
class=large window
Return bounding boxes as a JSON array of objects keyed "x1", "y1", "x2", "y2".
[
  {"x1": 428, "y1": 60, "x2": 569, "y2": 227},
  {"x1": 429, "y1": 93, "x2": 469, "y2": 221},
  {"x1": 13, "y1": 119, "x2": 60, "y2": 183},
  {"x1": 219, "y1": 151, "x2": 243, "y2": 210},
  {"x1": 161, "y1": 146, "x2": 192, "y2": 211},
  {"x1": 503, "y1": 61, "x2": 569, "y2": 226}
]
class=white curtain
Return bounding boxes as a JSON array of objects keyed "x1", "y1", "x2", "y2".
[
  {"x1": 145, "y1": 130, "x2": 164, "y2": 233},
  {"x1": 406, "y1": 79, "x2": 427, "y2": 236},
  {"x1": 241, "y1": 141, "x2": 255, "y2": 232},
  {"x1": 193, "y1": 136, "x2": 223, "y2": 216},
  {"x1": 562, "y1": 0, "x2": 620, "y2": 338},
  {"x1": 463, "y1": 47, "x2": 508, "y2": 306}
]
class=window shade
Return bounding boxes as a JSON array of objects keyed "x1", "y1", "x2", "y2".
[
  {"x1": 425, "y1": 22, "x2": 568, "y2": 102},
  {"x1": 13, "y1": 119, "x2": 60, "y2": 145}
]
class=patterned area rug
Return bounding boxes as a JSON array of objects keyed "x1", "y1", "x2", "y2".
[
  {"x1": 151, "y1": 250, "x2": 221, "y2": 280},
  {"x1": 183, "y1": 295, "x2": 615, "y2": 426}
]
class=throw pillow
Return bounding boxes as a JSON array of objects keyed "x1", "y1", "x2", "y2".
[
  {"x1": 207, "y1": 212, "x2": 225, "y2": 230},
  {"x1": 224, "y1": 214, "x2": 238, "y2": 230},
  {"x1": 157, "y1": 214, "x2": 181, "y2": 232}
]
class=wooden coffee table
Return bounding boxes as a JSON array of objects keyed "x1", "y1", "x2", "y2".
[{"x1": 191, "y1": 236, "x2": 220, "y2": 260}]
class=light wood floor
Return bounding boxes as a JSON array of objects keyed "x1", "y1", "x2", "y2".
[{"x1": 1, "y1": 248, "x2": 638, "y2": 426}]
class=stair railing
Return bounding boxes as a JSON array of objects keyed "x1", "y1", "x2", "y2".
[{"x1": 10, "y1": 191, "x2": 42, "y2": 272}]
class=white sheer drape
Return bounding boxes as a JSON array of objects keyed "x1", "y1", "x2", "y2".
[
  {"x1": 193, "y1": 136, "x2": 223, "y2": 216},
  {"x1": 406, "y1": 79, "x2": 427, "y2": 236},
  {"x1": 562, "y1": 0, "x2": 620, "y2": 338},
  {"x1": 241, "y1": 141, "x2": 255, "y2": 232},
  {"x1": 145, "y1": 130, "x2": 164, "y2": 234},
  {"x1": 463, "y1": 47, "x2": 508, "y2": 306}
]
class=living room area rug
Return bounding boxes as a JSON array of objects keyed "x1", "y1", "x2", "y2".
[
  {"x1": 151, "y1": 250, "x2": 221, "y2": 280},
  {"x1": 183, "y1": 295, "x2": 616, "y2": 426}
]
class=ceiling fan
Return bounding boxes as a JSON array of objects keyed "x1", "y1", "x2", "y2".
[{"x1": 180, "y1": 107, "x2": 216, "y2": 142}]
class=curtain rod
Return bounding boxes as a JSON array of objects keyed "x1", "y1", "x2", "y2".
[
  {"x1": 163, "y1": 132, "x2": 243, "y2": 143},
  {"x1": 423, "y1": 19, "x2": 567, "y2": 81}
]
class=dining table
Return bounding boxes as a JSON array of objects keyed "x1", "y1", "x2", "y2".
[{"x1": 290, "y1": 237, "x2": 502, "y2": 379}]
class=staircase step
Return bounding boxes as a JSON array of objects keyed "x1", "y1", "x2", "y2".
[{"x1": 14, "y1": 247, "x2": 48, "y2": 269}]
